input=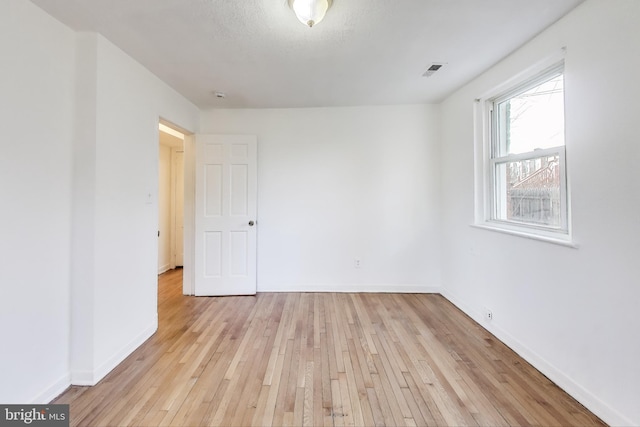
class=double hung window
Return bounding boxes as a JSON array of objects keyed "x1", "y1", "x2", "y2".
[{"x1": 480, "y1": 62, "x2": 571, "y2": 241}]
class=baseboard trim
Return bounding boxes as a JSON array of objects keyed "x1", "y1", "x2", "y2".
[
  {"x1": 70, "y1": 370, "x2": 95, "y2": 386},
  {"x1": 93, "y1": 321, "x2": 158, "y2": 385},
  {"x1": 440, "y1": 288, "x2": 634, "y2": 427},
  {"x1": 71, "y1": 320, "x2": 158, "y2": 387},
  {"x1": 158, "y1": 264, "x2": 171, "y2": 275},
  {"x1": 258, "y1": 283, "x2": 441, "y2": 294},
  {"x1": 33, "y1": 373, "x2": 70, "y2": 404}
]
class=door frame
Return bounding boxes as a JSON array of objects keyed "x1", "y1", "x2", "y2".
[
  {"x1": 157, "y1": 119, "x2": 195, "y2": 295},
  {"x1": 183, "y1": 134, "x2": 196, "y2": 295}
]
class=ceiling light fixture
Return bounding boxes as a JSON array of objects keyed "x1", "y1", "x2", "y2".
[{"x1": 289, "y1": 0, "x2": 332, "y2": 28}]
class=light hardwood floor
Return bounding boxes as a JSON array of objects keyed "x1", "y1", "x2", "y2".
[{"x1": 53, "y1": 268, "x2": 605, "y2": 426}]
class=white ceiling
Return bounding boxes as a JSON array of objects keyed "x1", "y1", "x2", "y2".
[{"x1": 30, "y1": 0, "x2": 583, "y2": 109}]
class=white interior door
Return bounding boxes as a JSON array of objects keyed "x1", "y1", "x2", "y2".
[{"x1": 194, "y1": 134, "x2": 257, "y2": 296}]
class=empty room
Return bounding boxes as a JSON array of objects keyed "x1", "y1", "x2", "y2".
[{"x1": 1, "y1": 0, "x2": 639, "y2": 426}]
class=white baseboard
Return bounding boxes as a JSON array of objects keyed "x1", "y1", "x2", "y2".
[
  {"x1": 158, "y1": 264, "x2": 171, "y2": 275},
  {"x1": 71, "y1": 320, "x2": 158, "y2": 387},
  {"x1": 70, "y1": 370, "x2": 95, "y2": 386},
  {"x1": 93, "y1": 321, "x2": 157, "y2": 385},
  {"x1": 440, "y1": 288, "x2": 633, "y2": 427},
  {"x1": 258, "y1": 283, "x2": 441, "y2": 294},
  {"x1": 32, "y1": 373, "x2": 70, "y2": 403}
]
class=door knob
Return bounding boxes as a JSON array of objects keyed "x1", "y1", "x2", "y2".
[{"x1": 248, "y1": 221, "x2": 255, "y2": 226}]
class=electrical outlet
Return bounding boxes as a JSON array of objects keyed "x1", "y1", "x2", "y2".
[
  {"x1": 485, "y1": 309, "x2": 493, "y2": 321},
  {"x1": 354, "y1": 258, "x2": 362, "y2": 269}
]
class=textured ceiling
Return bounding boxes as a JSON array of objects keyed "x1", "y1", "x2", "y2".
[{"x1": 30, "y1": 0, "x2": 583, "y2": 109}]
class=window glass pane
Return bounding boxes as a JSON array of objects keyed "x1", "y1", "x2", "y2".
[
  {"x1": 497, "y1": 74, "x2": 564, "y2": 155},
  {"x1": 495, "y1": 154, "x2": 562, "y2": 227}
]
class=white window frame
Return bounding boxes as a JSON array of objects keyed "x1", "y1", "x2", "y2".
[{"x1": 473, "y1": 54, "x2": 575, "y2": 247}]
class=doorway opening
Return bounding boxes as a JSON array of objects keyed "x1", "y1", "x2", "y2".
[{"x1": 158, "y1": 122, "x2": 185, "y2": 283}]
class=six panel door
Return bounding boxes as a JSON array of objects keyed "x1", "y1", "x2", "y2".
[{"x1": 194, "y1": 134, "x2": 257, "y2": 296}]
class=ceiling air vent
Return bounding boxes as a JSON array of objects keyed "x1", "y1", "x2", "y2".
[{"x1": 422, "y1": 63, "x2": 445, "y2": 77}]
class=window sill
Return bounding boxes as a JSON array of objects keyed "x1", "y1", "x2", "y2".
[{"x1": 471, "y1": 222, "x2": 578, "y2": 248}]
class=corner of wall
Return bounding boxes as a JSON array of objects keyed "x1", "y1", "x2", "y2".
[{"x1": 71, "y1": 320, "x2": 157, "y2": 387}]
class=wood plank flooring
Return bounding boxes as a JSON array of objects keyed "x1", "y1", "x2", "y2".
[{"x1": 53, "y1": 268, "x2": 605, "y2": 426}]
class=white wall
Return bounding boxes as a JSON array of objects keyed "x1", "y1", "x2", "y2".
[
  {"x1": 158, "y1": 143, "x2": 172, "y2": 273},
  {"x1": 0, "y1": 0, "x2": 76, "y2": 403},
  {"x1": 200, "y1": 106, "x2": 441, "y2": 292},
  {"x1": 71, "y1": 34, "x2": 199, "y2": 384},
  {"x1": 0, "y1": 0, "x2": 200, "y2": 399},
  {"x1": 439, "y1": 1, "x2": 640, "y2": 425}
]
